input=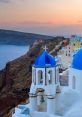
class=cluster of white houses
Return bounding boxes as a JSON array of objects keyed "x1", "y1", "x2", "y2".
[
  {"x1": 58, "y1": 35, "x2": 82, "y2": 68},
  {"x1": 12, "y1": 36, "x2": 82, "y2": 117}
]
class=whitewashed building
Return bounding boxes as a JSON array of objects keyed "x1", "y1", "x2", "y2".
[
  {"x1": 58, "y1": 35, "x2": 82, "y2": 69},
  {"x1": 12, "y1": 47, "x2": 82, "y2": 117},
  {"x1": 69, "y1": 48, "x2": 82, "y2": 97}
]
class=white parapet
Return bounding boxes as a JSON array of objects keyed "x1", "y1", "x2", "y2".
[{"x1": 47, "y1": 95, "x2": 55, "y2": 114}]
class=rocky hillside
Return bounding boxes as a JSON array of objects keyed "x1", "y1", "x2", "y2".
[
  {"x1": 0, "y1": 37, "x2": 68, "y2": 117},
  {"x1": 0, "y1": 29, "x2": 53, "y2": 46}
]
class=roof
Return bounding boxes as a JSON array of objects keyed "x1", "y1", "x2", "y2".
[
  {"x1": 71, "y1": 48, "x2": 82, "y2": 70},
  {"x1": 33, "y1": 50, "x2": 56, "y2": 68}
]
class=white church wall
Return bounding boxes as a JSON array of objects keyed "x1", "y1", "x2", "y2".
[
  {"x1": 69, "y1": 67, "x2": 82, "y2": 97},
  {"x1": 31, "y1": 112, "x2": 49, "y2": 117},
  {"x1": 64, "y1": 101, "x2": 82, "y2": 117},
  {"x1": 47, "y1": 97, "x2": 55, "y2": 114},
  {"x1": 55, "y1": 87, "x2": 79, "y2": 116}
]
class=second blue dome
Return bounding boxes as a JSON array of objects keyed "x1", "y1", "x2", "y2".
[{"x1": 72, "y1": 48, "x2": 82, "y2": 70}]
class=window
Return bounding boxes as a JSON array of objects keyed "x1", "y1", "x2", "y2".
[
  {"x1": 38, "y1": 70, "x2": 43, "y2": 84},
  {"x1": 72, "y1": 76, "x2": 76, "y2": 89}
]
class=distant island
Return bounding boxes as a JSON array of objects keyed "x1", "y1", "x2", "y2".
[{"x1": 0, "y1": 29, "x2": 53, "y2": 46}]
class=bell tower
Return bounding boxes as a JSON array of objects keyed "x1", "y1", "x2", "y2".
[{"x1": 29, "y1": 46, "x2": 60, "y2": 113}]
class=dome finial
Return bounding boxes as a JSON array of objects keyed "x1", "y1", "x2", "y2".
[{"x1": 43, "y1": 45, "x2": 48, "y2": 51}]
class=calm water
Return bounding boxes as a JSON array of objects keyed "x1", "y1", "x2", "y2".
[{"x1": 0, "y1": 45, "x2": 29, "y2": 70}]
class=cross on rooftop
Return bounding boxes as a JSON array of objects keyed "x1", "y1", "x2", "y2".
[{"x1": 43, "y1": 45, "x2": 48, "y2": 51}]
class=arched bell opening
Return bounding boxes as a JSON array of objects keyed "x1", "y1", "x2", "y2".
[{"x1": 38, "y1": 70, "x2": 43, "y2": 84}]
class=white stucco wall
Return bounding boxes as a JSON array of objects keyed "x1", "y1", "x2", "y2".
[{"x1": 69, "y1": 67, "x2": 82, "y2": 98}]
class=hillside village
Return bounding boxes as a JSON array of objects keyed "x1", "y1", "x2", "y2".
[
  {"x1": 58, "y1": 35, "x2": 82, "y2": 69},
  {"x1": 1, "y1": 0, "x2": 82, "y2": 117},
  {"x1": 12, "y1": 35, "x2": 82, "y2": 117},
  {"x1": 0, "y1": 35, "x2": 82, "y2": 117}
]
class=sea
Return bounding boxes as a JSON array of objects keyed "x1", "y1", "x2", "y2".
[{"x1": 0, "y1": 45, "x2": 29, "y2": 70}]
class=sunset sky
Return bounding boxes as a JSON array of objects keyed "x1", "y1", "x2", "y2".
[{"x1": 0, "y1": 0, "x2": 82, "y2": 36}]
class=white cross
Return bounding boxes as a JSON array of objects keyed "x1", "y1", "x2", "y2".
[{"x1": 43, "y1": 45, "x2": 48, "y2": 51}]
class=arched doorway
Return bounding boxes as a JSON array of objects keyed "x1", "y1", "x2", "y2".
[{"x1": 72, "y1": 76, "x2": 76, "y2": 89}]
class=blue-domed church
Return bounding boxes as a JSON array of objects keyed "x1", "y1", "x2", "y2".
[
  {"x1": 12, "y1": 47, "x2": 82, "y2": 117},
  {"x1": 30, "y1": 48, "x2": 60, "y2": 113},
  {"x1": 69, "y1": 48, "x2": 82, "y2": 97}
]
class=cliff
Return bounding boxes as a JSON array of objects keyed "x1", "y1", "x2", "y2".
[{"x1": 0, "y1": 37, "x2": 68, "y2": 117}]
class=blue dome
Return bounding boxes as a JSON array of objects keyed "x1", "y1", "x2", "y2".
[
  {"x1": 72, "y1": 48, "x2": 82, "y2": 70},
  {"x1": 33, "y1": 51, "x2": 56, "y2": 68}
]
